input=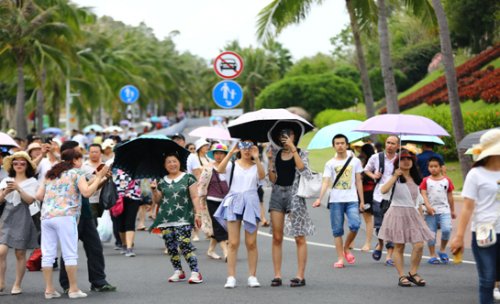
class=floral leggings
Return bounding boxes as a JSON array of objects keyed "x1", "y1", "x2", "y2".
[{"x1": 161, "y1": 225, "x2": 199, "y2": 272}]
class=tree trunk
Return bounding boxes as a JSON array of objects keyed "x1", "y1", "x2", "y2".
[
  {"x1": 377, "y1": 0, "x2": 399, "y2": 114},
  {"x1": 346, "y1": 0, "x2": 376, "y2": 121},
  {"x1": 14, "y1": 53, "x2": 28, "y2": 138},
  {"x1": 431, "y1": 0, "x2": 471, "y2": 178},
  {"x1": 36, "y1": 66, "x2": 47, "y2": 133}
]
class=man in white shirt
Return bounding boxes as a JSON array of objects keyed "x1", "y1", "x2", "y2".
[
  {"x1": 364, "y1": 135, "x2": 399, "y2": 265},
  {"x1": 313, "y1": 134, "x2": 364, "y2": 268},
  {"x1": 82, "y1": 144, "x2": 105, "y2": 223}
]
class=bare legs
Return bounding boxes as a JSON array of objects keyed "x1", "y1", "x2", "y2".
[
  {"x1": 43, "y1": 265, "x2": 80, "y2": 293},
  {"x1": 0, "y1": 245, "x2": 7, "y2": 290},
  {"x1": 226, "y1": 221, "x2": 258, "y2": 277},
  {"x1": 120, "y1": 231, "x2": 136, "y2": 249},
  {"x1": 0, "y1": 245, "x2": 27, "y2": 292},
  {"x1": 393, "y1": 242, "x2": 424, "y2": 278},
  {"x1": 361, "y1": 213, "x2": 374, "y2": 251},
  {"x1": 335, "y1": 231, "x2": 357, "y2": 264}
]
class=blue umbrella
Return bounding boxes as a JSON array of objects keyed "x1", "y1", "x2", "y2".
[
  {"x1": 400, "y1": 135, "x2": 444, "y2": 145},
  {"x1": 112, "y1": 134, "x2": 190, "y2": 179},
  {"x1": 42, "y1": 127, "x2": 63, "y2": 135},
  {"x1": 307, "y1": 120, "x2": 369, "y2": 150}
]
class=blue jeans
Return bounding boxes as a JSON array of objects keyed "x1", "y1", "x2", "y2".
[
  {"x1": 329, "y1": 202, "x2": 360, "y2": 237},
  {"x1": 425, "y1": 213, "x2": 452, "y2": 247},
  {"x1": 471, "y1": 232, "x2": 500, "y2": 304}
]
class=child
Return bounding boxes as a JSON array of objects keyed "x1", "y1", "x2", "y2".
[{"x1": 420, "y1": 156, "x2": 455, "y2": 264}]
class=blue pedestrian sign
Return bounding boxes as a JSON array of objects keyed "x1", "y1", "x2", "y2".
[
  {"x1": 212, "y1": 80, "x2": 243, "y2": 109},
  {"x1": 119, "y1": 85, "x2": 140, "y2": 104}
]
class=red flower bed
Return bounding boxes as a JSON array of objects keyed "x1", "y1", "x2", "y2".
[{"x1": 380, "y1": 44, "x2": 500, "y2": 113}]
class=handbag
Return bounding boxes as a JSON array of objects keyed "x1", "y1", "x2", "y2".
[
  {"x1": 297, "y1": 172, "x2": 322, "y2": 198},
  {"x1": 381, "y1": 182, "x2": 397, "y2": 216},
  {"x1": 99, "y1": 178, "x2": 118, "y2": 210},
  {"x1": 26, "y1": 248, "x2": 42, "y2": 271},
  {"x1": 476, "y1": 223, "x2": 497, "y2": 248},
  {"x1": 110, "y1": 195, "x2": 124, "y2": 217}
]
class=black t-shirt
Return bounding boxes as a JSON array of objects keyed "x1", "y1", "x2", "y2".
[{"x1": 275, "y1": 150, "x2": 296, "y2": 186}]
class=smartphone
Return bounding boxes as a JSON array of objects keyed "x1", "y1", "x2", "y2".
[{"x1": 93, "y1": 164, "x2": 105, "y2": 174}]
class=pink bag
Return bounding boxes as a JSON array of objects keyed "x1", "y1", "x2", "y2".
[{"x1": 110, "y1": 195, "x2": 124, "y2": 217}]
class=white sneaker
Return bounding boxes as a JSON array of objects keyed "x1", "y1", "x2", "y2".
[
  {"x1": 247, "y1": 276, "x2": 261, "y2": 288},
  {"x1": 168, "y1": 270, "x2": 186, "y2": 282},
  {"x1": 188, "y1": 272, "x2": 203, "y2": 284},
  {"x1": 68, "y1": 290, "x2": 87, "y2": 299},
  {"x1": 224, "y1": 276, "x2": 236, "y2": 289},
  {"x1": 494, "y1": 288, "x2": 500, "y2": 300}
]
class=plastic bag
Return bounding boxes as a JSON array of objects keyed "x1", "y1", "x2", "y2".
[{"x1": 97, "y1": 210, "x2": 113, "y2": 243}]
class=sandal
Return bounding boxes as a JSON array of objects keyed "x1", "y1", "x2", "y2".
[
  {"x1": 290, "y1": 278, "x2": 306, "y2": 287},
  {"x1": 207, "y1": 251, "x2": 221, "y2": 260},
  {"x1": 407, "y1": 272, "x2": 426, "y2": 287},
  {"x1": 385, "y1": 259, "x2": 395, "y2": 266},
  {"x1": 333, "y1": 261, "x2": 344, "y2": 268},
  {"x1": 398, "y1": 276, "x2": 412, "y2": 287},
  {"x1": 137, "y1": 226, "x2": 147, "y2": 231},
  {"x1": 344, "y1": 251, "x2": 356, "y2": 264},
  {"x1": 438, "y1": 252, "x2": 449, "y2": 264},
  {"x1": 427, "y1": 257, "x2": 441, "y2": 265},
  {"x1": 271, "y1": 278, "x2": 282, "y2": 287},
  {"x1": 372, "y1": 249, "x2": 382, "y2": 261}
]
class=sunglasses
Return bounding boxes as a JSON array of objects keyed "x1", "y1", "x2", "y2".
[
  {"x1": 13, "y1": 160, "x2": 27, "y2": 166},
  {"x1": 238, "y1": 142, "x2": 254, "y2": 150}
]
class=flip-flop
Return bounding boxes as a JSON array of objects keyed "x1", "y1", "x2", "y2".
[
  {"x1": 333, "y1": 261, "x2": 345, "y2": 268},
  {"x1": 385, "y1": 259, "x2": 395, "y2": 266},
  {"x1": 438, "y1": 252, "x2": 449, "y2": 264},
  {"x1": 344, "y1": 251, "x2": 356, "y2": 264},
  {"x1": 428, "y1": 257, "x2": 441, "y2": 265},
  {"x1": 372, "y1": 249, "x2": 382, "y2": 261}
]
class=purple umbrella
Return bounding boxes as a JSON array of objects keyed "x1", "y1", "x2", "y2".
[{"x1": 353, "y1": 114, "x2": 449, "y2": 136}]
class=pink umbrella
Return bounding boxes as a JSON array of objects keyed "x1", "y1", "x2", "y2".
[
  {"x1": 189, "y1": 126, "x2": 235, "y2": 141},
  {"x1": 353, "y1": 114, "x2": 449, "y2": 136},
  {"x1": 0, "y1": 132, "x2": 19, "y2": 148}
]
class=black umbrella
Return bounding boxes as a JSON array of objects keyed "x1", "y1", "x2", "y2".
[
  {"x1": 227, "y1": 108, "x2": 313, "y2": 142},
  {"x1": 112, "y1": 134, "x2": 190, "y2": 179},
  {"x1": 458, "y1": 127, "x2": 500, "y2": 150}
]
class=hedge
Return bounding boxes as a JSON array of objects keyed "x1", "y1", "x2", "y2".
[{"x1": 313, "y1": 109, "x2": 366, "y2": 129}]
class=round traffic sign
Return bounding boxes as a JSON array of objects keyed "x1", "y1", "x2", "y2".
[
  {"x1": 119, "y1": 85, "x2": 140, "y2": 104},
  {"x1": 213, "y1": 51, "x2": 244, "y2": 79},
  {"x1": 212, "y1": 80, "x2": 243, "y2": 109}
]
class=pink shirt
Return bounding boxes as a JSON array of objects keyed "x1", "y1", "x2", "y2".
[{"x1": 41, "y1": 168, "x2": 84, "y2": 220}]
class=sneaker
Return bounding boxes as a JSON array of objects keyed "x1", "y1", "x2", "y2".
[
  {"x1": 125, "y1": 249, "x2": 136, "y2": 257},
  {"x1": 224, "y1": 276, "x2": 236, "y2": 289},
  {"x1": 188, "y1": 272, "x2": 203, "y2": 284},
  {"x1": 168, "y1": 270, "x2": 186, "y2": 282},
  {"x1": 68, "y1": 290, "x2": 88, "y2": 299},
  {"x1": 120, "y1": 246, "x2": 127, "y2": 255},
  {"x1": 114, "y1": 244, "x2": 123, "y2": 250},
  {"x1": 494, "y1": 288, "x2": 500, "y2": 300},
  {"x1": 247, "y1": 276, "x2": 260, "y2": 288},
  {"x1": 44, "y1": 290, "x2": 61, "y2": 299},
  {"x1": 90, "y1": 284, "x2": 117, "y2": 292}
]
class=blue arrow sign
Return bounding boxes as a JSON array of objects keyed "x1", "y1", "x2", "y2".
[
  {"x1": 119, "y1": 85, "x2": 140, "y2": 104},
  {"x1": 212, "y1": 80, "x2": 243, "y2": 109}
]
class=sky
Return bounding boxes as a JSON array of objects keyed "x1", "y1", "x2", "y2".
[{"x1": 71, "y1": 0, "x2": 350, "y2": 62}]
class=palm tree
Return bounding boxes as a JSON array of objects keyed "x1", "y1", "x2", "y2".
[
  {"x1": 430, "y1": 0, "x2": 470, "y2": 177},
  {"x1": 257, "y1": 0, "x2": 378, "y2": 118}
]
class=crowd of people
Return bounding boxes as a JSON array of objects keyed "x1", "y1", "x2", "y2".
[{"x1": 0, "y1": 122, "x2": 498, "y2": 304}]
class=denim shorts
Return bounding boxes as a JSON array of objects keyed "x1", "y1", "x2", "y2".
[
  {"x1": 425, "y1": 213, "x2": 452, "y2": 246},
  {"x1": 269, "y1": 185, "x2": 293, "y2": 213},
  {"x1": 328, "y1": 202, "x2": 361, "y2": 237}
]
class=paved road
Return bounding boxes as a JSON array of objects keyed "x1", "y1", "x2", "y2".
[{"x1": 3, "y1": 188, "x2": 478, "y2": 304}]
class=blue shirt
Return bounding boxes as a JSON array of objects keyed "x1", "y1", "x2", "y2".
[{"x1": 417, "y1": 150, "x2": 444, "y2": 177}]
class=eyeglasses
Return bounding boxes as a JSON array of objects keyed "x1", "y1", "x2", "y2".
[
  {"x1": 238, "y1": 142, "x2": 254, "y2": 150},
  {"x1": 12, "y1": 160, "x2": 27, "y2": 167}
]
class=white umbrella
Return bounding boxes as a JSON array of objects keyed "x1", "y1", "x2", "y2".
[
  {"x1": 104, "y1": 126, "x2": 123, "y2": 133},
  {"x1": 189, "y1": 126, "x2": 235, "y2": 141}
]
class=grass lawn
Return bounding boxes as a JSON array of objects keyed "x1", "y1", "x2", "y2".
[
  {"x1": 299, "y1": 131, "x2": 465, "y2": 190},
  {"x1": 402, "y1": 99, "x2": 498, "y2": 116}
]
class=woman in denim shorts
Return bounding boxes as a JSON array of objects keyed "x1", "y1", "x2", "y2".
[{"x1": 267, "y1": 121, "x2": 315, "y2": 288}]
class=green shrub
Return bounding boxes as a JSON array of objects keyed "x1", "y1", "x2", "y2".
[
  {"x1": 333, "y1": 65, "x2": 361, "y2": 86},
  {"x1": 369, "y1": 67, "x2": 411, "y2": 100},
  {"x1": 417, "y1": 107, "x2": 500, "y2": 160},
  {"x1": 256, "y1": 73, "x2": 362, "y2": 118},
  {"x1": 394, "y1": 40, "x2": 441, "y2": 86},
  {"x1": 313, "y1": 109, "x2": 366, "y2": 129}
]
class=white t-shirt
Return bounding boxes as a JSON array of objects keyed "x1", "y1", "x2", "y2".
[
  {"x1": 82, "y1": 160, "x2": 103, "y2": 204},
  {"x1": 37, "y1": 157, "x2": 58, "y2": 184},
  {"x1": 227, "y1": 161, "x2": 260, "y2": 193},
  {"x1": 364, "y1": 152, "x2": 397, "y2": 202},
  {"x1": 323, "y1": 156, "x2": 363, "y2": 203},
  {"x1": 186, "y1": 153, "x2": 212, "y2": 175},
  {"x1": 462, "y1": 167, "x2": 500, "y2": 232},
  {"x1": 420, "y1": 176, "x2": 454, "y2": 214}
]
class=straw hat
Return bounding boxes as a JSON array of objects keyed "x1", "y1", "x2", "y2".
[
  {"x1": 207, "y1": 143, "x2": 228, "y2": 159},
  {"x1": 472, "y1": 129, "x2": 500, "y2": 162},
  {"x1": 3, "y1": 151, "x2": 37, "y2": 172},
  {"x1": 27, "y1": 142, "x2": 42, "y2": 154},
  {"x1": 400, "y1": 143, "x2": 421, "y2": 155}
]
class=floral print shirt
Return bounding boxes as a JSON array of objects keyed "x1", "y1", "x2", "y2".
[{"x1": 41, "y1": 168, "x2": 85, "y2": 220}]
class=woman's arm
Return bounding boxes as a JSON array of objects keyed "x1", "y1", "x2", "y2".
[
  {"x1": 450, "y1": 197, "x2": 475, "y2": 254},
  {"x1": 35, "y1": 183, "x2": 46, "y2": 201},
  {"x1": 217, "y1": 144, "x2": 238, "y2": 174},
  {"x1": 251, "y1": 146, "x2": 265, "y2": 180},
  {"x1": 13, "y1": 182, "x2": 36, "y2": 205},
  {"x1": 189, "y1": 183, "x2": 202, "y2": 228},
  {"x1": 380, "y1": 170, "x2": 401, "y2": 194},
  {"x1": 78, "y1": 166, "x2": 108, "y2": 197},
  {"x1": 150, "y1": 180, "x2": 162, "y2": 204}
]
